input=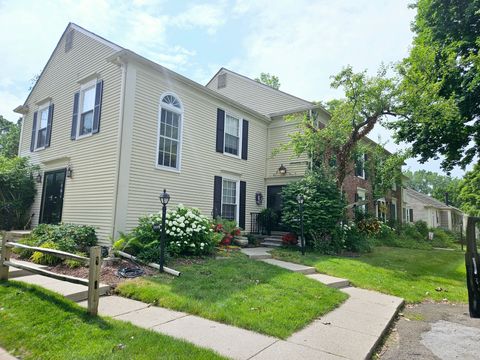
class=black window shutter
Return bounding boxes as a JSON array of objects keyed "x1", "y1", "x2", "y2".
[
  {"x1": 71, "y1": 91, "x2": 80, "y2": 140},
  {"x1": 239, "y1": 181, "x2": 246, "y2": 229},
  {"x1": 92, "y1": 79, "x2": 103, "y2": 134},
  {"x1": 354, "y1": 193, "x2": 359, "y2": 202},
  {"x1": 213, "y1": 176, "x2": 222, "y2": 218},
  {"x1": 354, "y1": 155, "x2": 362, "y2": 177},
  {"x1": 409, "y1": 209, "x2": 414, "y2": 222},
  {"x1": 241, "y1": 119, "x2": 248, "y2": 160},
  {"x1": 45, "y1": 104, "x2": 54, "y2": 148},
  {"x1": 30, "y1": 111, "x2": 38, "y2": 152},
  {"x1": 364, "y1": 154, "x2": 368, "y2": 179},
  {"x1": 216, "y1": 108, "x2": 225, "y2": 153}
]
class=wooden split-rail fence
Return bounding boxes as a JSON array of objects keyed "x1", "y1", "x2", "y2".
[{"x1": 0, "y1": 235, "x2": 102, "y2": 316}]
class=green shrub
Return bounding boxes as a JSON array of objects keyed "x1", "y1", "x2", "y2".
[
  {"x1": 122, "y1": 205, "x2": 216, "y2": 260},
  {"x1": 343, "y1": 224, "x2": 373, "y2": 253},
  {"x1": 13, "y1": 236, "x2": 38, "y2": 259},
  {"x1": 29, "y1": 223, "x2": 97, "y2": 253},
  {"x1": 30, "y1": 241, "x2": 62, "y2": 266},
  {"x1": 281, "y1": 171, "x2": 345, "y2": 252},
  {"x1": 430, "y1": 228, "x2": 457, "y2": 248},
  {"x1": 0, "y1": 156, "x2": 38, "y2": 230},
  {"x1": 64, "y1": 252, "x2": 88, "y2": 268},
  {"x1": 414, "y1": 220, "x2": 429, "y2": 238}
]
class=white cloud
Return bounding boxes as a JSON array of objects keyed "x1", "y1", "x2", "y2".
[
  {"x1": 0, "y1": 91, "x2": 25, "y2": 122},
  {"x1": 174, "y1": 2, "x2": 227, "y2": 34}
]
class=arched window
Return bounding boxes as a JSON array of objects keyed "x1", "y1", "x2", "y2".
[{"x1": 157, "y1": 93, "x2": 183, "y2": 170}]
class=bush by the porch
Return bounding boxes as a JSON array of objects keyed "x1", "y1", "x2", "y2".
[{"x1": 281, "y1": 171, "x2": 345, "y2": 253}]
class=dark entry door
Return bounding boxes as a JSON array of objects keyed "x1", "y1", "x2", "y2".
[
  {"x1": 40, "y1": 169, "x2": 66, "y2": 224},
  {"x1": 267, "y1": 185, "x2": 285, "y2": 231}
]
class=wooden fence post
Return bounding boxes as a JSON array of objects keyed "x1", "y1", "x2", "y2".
[
  {"x1": 87, "y1": 246, "x2": 101, "y2": 316},
  {"x1": 0, "y1": 233, "x2": 11, "y2": 280}
]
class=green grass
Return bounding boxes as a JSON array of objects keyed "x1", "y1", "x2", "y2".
[
  {"x1": 116, "y1": 253, "x2": 347, "y2": 338},
  {"x1": 271, "y1": 247, "x2": 468, "y2": 303},
  {"x1": 0, "y1": 281, "x2": 226, "y2": 360}
]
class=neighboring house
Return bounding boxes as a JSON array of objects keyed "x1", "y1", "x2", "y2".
[
  {"x1": 15, "y1": 23, "x2": 401, "y2": 245},
  {"x1": 404, "y1": 188, "x2": 464, "y2": 231}
]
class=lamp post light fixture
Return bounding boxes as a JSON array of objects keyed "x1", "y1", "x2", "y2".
[
  {"x1": 278, "y1": 164, "x2": 287, "y2": 175},
  {"x1": 158, "y1": 189, "x2": 170, "y2": 272},
  {"x1": 36, "y1": 172, "x2": 42, "y2": 183},
  {"x1": 66, "y1": 164, "x2": 73, "y2": 178},
  {"x1": 296, "y1": 194, "x2": 305, "y2": 256}
]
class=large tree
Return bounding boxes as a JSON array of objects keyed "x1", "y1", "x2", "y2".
[
  {"x1": 458, "y1": 163, "x2": 480, "y2": 217},
  {"x1": 0, "y1": 115, "x2": 20, "y2": 158},
  {"x1": 404, "y1": 169, "x2": 462, "y2": 207},
  {"x1": 255, "y1": 72, "x2": 281, "y2": 90},
  {"x1": 392, "y1": 0, "x2": 480, "y2": 171}
]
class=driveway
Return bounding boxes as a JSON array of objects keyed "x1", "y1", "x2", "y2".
[{"x1": 379, "y1": 302, "x2": 480, "y2": 360}]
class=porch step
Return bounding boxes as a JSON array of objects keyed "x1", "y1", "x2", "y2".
[
  {"x1": 234, "y1": 236, "x2": 248, "y2": 247},
  {"x1": 260, "y1": 241, "x2": 283, "y2": 248}
]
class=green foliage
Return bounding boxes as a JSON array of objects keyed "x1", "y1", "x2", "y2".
[
  {"x1": 0, "y1": 156, "x2": 37, "y2": 230},
  {"x1": 343, "y1": 225, "x2": 373, "y2": 253},
  {"x1": 430, "y1": 228, "x2": 458, "y2": 249},
  {"x1": 257, "y1": 208, "x2": 277, "y2": 234},
  {"x1": 30, "y1": 241, "x2": 62, "y2": 266},
  {"x1": 64, "y1": 252, "x2": 87, "y2": 269},
  {"x1": 404, "y1": 169, "x2": 462, "y2": 207},
  {"x1": 281, "y1": 171, "x2": 345, "y2": 251},
  {"x1": 0, "y1": 116, "x2": 20, "y2": 158},
  {"x1": 458, "y1": 162, "x2": 480, "y2": 216},
  {"x1": 12, "y1": 236, "x2": 37, "y2": 259},
  {"x1": 414, "y1": 220, "x2": 429, "y2": 238},
  {"x1": 29, "y1": 223, "x2": 97, "y2": 253},
  {"x1": 393, "y1": 0, "x2": 480, "y2": 170},
  {"x1": 254, "y1": 72, "x2": 281, "y2": 89},
  {"x1": 213, "y1": 218, "x2": 241, "y2": 245}
]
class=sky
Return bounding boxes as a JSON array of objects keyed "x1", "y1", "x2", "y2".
[{"x1": 0, "y1": 0, "x2": 469, "y2": 177}]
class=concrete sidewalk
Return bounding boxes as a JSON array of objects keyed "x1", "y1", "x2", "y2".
[
  {"x1": 6, "y1": 250, "x2": 404, "y2": 360},
  {"x1": 0, "y1": 347, "x2": 17, "y2": 360}
]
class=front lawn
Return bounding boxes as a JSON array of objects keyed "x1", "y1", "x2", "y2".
[
  {"x1": 0, "y1": 281, "x2": 226, "y2": 360},
  {"x1": 271, "y1": 247, "x2": 467, "y2": 303},
  {"x1": 116, "y1": 253, "x2": 347, "y2": 338}
]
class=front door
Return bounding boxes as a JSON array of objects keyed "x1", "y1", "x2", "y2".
[
  {"x1": 267, "y1": 185, "x2": 285, "y2": 231},
  {"x1": 40, "y1": 169, "x2": 66, "y2": 224}
]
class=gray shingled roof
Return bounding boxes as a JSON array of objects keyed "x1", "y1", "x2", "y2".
[{"x1": 405, "y1": 188, "x2": 451, "y2": 208}]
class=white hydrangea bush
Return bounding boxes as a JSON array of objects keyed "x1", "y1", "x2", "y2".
[{"x1": 147, "y1": 204, "x2": 218, "y2": 256}]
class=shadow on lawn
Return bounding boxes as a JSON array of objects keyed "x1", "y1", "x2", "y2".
[{"x1": 1, "y1": 281, "x2": 113, "y2": 330}]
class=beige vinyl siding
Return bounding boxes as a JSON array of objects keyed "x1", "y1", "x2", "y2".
[
  {"x1": 207, "y1": 70, "x2": 312, "y2": 116},
  {"x1": 121, "y1": 63, "x2": 268, "y2": 233},
  {"x1": 18, "y1": 29, "x2": 122, "y2": 245},
  {"x1": 266, "y1": 116, "x2": 309, "y2": 181}
]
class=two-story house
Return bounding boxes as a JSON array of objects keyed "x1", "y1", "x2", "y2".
[{"x1": 15, "y1": 23, "x2": 401, "y2": 246}]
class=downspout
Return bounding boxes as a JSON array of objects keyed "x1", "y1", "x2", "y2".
[{"x1": 111, "y1": 57, "x2": 128, "y2": 242}]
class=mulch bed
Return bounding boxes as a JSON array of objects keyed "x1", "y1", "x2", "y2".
[{"x1": 46, "y1": 259, "x2": 157, "y2": 287}]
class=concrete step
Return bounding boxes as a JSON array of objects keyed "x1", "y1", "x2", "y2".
[
  {"x1": 261, "y1": 258, "x2": 316, "y2": 274},
  {"x1": 16, "y1": 274, "x2": 110, "y2": 301},
  {"x1": 263, "y1": 236, "x2": 283, "y2": 242},
  {"x1": 234, "y1": 236, "x2": 248, "y2": 247},
  {"x1": 260, "y1": 241, "x2": 283, "y2": 248},
  {"x1": 240, "y1": 247, "x2": 272, "y2": 259},
  {"x1": 306, "y1": 273, "x2": 350, "y2": 289}
]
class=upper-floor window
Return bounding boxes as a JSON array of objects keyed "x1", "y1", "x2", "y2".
[
  {"x1": 224, "y1": 114, "x2": 241, "y2": 156},
  {"x1": 157, "y1": 93, "x2": 183, "y2": 170},
  {"x1": 71, "y1": 78, "x2": 103, "y2": 140},
  {"x1": 355, "y1": 153, "x2": 367, "y2": 179},
  {"x1": 79, "y1": 83, "x2": 96, "y2": 136},
  {"x1": 36, "y1": 104, "x2": 49, "y2": 149},
  {"x1": 31, "y1": 101, "x2": 54, "y2": 152}
]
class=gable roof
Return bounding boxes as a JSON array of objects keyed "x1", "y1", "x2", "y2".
[
  {"x1": 206, "y1": 67, "x2": 329, "y2": 117},
  {"x1": 406, "y1": 188, "x2": 454, "y2": 209},
  {"x1": 16, "y1": 23, "x2": 269, "y2": 123},
  {"x1": 18, "y1": 23, "x2": 121, "y2": 110}
]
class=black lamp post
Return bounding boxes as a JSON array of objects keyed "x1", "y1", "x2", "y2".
[
  {"x1": 158, "y1": 189, "x2": 170, "y2": 272},
  {"x1": 297, "y1": 194, "x2": 305, "y2": 255}
]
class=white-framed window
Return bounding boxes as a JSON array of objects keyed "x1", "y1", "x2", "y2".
[
  {"x1": 391, "y1": 198, "x2": 397, "y2": 220},
  {"x1": 356, "y1": 188, "x2": 367, "y2": 213},
  {"x1": 376, "y1": 198, "x2": 387, "y2": 222},
  {"x1": 77, "y1": 80, "x2": 96, "y2": 138},
  {"x1": 35, "y1": 103, "x2": 50, "y2": 149},
  {"x1": 355, "y1": 153, "x2": 367, "y2": 179},
  {"x1": 222, "y1": 178, "x2": 239, "y2": 222},
  {"x1": 224, "y1": 113, "x2": 241, "y2": 156},
  {"x1": 157, "y1": 93, "x2": 183, "y2": 171}
]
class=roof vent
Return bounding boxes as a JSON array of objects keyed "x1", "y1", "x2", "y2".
[
  {"x1": 217, "y1": 73, "x2": 227, "y2": 89},
  {"x1": 65, "y1": 30, "x2": 74, "y2": 53}
]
